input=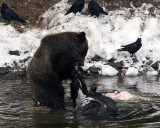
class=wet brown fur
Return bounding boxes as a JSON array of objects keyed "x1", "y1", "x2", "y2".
[{"x1": 27, "y1": 32, "x2": 88, "y2": 110}]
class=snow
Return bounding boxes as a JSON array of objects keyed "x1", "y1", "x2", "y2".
[
  {"x1": 84, "y1": 62, "x2": 118, "y2": 76},
  {"x1": 126, "y1": 67, "x2": 139, "y2": 76},
  {"x1": 0, "y1": 0, "x2": 160, "y2": 76},
  {"x1": 146, "y1": 70, "x2": 158, "y2": 76}
]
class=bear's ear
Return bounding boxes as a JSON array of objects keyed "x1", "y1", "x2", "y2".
[{"x1": 79, "y1": 32, "x2": 86, "y2": 43}]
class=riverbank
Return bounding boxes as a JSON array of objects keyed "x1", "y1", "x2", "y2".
[{"x1": 1, "y1": 0, "x2": 160, "y2": 80}]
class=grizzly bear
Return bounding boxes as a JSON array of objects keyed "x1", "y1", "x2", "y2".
[{"x1": 27, "y1": 32, "x2": 89, "y2": 110}]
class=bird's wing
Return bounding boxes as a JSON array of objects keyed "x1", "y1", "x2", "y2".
[
  {"x1": 93, "y1": 2, "x2": 105, "y2": 12},
  {"x1": 66, "y1": 2, "x2": 79, "y2": 14},
  {"x1": 91, "y1": 2, "x2": 107, "y2": 15},
  {"x1": 90, "y1": 2, "x2": 99, "y2": 11},
  {"x1": 132, "y1": 43, "x2": 139, "y2": 48},
  {"x1": 1, "y1": 9, "x2": 7, "y2": 20},
  {"x1": 5, "y1": 8, "x2": 18, "y2": 19},
  {"x1": 122, "y1": 41, "x2": 136, "y2": 48}
]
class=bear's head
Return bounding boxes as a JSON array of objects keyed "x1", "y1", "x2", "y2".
[{"x1": 76, "y1": 32, "x2": 88, "y2": 66}]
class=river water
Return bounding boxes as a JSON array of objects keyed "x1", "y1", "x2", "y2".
[{"x1": 0, "y1": 76, "x2": 160, "y2": 128}]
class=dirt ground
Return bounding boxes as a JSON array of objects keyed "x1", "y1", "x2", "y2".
[{"x1": 0, "y1": 0, "x2": 160, "y2": 27}]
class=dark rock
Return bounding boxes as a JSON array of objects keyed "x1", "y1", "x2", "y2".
[
  {"x1": 13, "y1": 61, "x2": 18, "y2": 66},
  {"x1": 6, "y1": 66, "x2": 12, "y2": 70},
  {"x1": 7, "y1": 75, "x2": 17, "y2": 80},
  {"x1": 151, "y1": 62, "x2": 159, "y2": 70},
  {"x1": 9, "y1": 50, "x2": 20, "y2": 56},
  {"x1": 86, "y1": 66, "x2": 100, "y2": 76},
  {"x1": 124, "y1": 67, "x2": 129, "y2": 69},
  {"x1": 19, "y1": 56, "x2": 31, "y2": 63},
  {"x1": 91, "y1": 55, "x2": 102, "y2": 62},
  {"x1": 148, "y1": 7, "x2": 155, "y2": 16},
  {"x1": 109, "y1": 61, "x2": 124, "y2": 71},
  {"x1": 19, "y1": 60, "x2": 23, "y2": 63},
  {"x1": 141, "y1": 65, "x2": 145, "y2": 68},
  {"x1": 146, "y1": 57, "x2": 150, "y2": 60},
  {"x1": 129, "y1": 9, "x2": 134, "y2": 15},
  {"x1": 0, "y1": 67, "x2": 10, "y2": 75},
  {"x1": 132, "y1": 57, "x2": 138, "y2": 63},
  {"x1": 24, "y1": 51, "x2": 29, "y2": 54},
  {"x1": 23, "y1": 56, "x2": 31, "y2": 62},
  {"x1": 88, "y1": 66, "x2": 99, "y2": 74},
  {"x1": 108, "y1": 58, "x2": 116, "y2": 63},
  {"x1": 17, "y1": 70, "x2": 26, "y2": 77}
]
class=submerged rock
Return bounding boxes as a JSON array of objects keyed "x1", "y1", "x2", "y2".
[
  {"x1": 0, "y1": 66, "x2": 27, "y2": 80},
  {"x1": 0, "y1": 67, "x2": 10, "y2": 75},
  {"x1": 86, "y1": 66, "x2": 100, "y2": 77}
]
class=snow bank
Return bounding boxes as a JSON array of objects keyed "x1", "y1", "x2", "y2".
[{"x1": 0, "y1": 0, "x2": 160, "y2": 76}]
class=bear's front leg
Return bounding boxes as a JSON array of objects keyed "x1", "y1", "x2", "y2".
[
  {"x1": 70, "y1": 67, "x2": 89, "y2": 108},
  {"x1": 70, "y1": 69, "x2": 80, "y2": 108},
  {"x1": 77, "y1": 69, "x2": 89, "y2": 97}
]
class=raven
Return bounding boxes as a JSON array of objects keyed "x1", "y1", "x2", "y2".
[
  {"x1": 1, "y1": 3, "x2": 25, "y2": 24},
  {"x1": 118, "y1": 38, "x2": 142, "y2": 55},
  {"x1": 65, "y1": 0, "x2": 85, "y2": 15},
  {"x1": 88, "y1": 0, "x2": 108, "y2": 17}
]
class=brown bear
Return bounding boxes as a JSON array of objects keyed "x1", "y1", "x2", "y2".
[{"x1": 27, "y1": 32, "x2": 89, "y2": 110}]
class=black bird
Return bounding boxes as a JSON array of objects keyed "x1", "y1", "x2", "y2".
[
  {"x1": 1, "y1": 3, "x2": 25, "y2": 24},
  {"x1": 88, "y1": 0, "x2": 108, "y2": 17},
  {"x1": 118, "y1": 38, "x2": 142, "y2": 55},
  {"x1": 65, "y1": 0, "x2": 85, "y2": 15}
]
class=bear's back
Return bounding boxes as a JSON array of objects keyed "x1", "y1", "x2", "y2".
[{"x1": 40, "y1": 32, "x2": 79, "y2": 51}]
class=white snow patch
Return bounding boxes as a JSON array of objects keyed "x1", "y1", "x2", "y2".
[
  {"x1": 126, "y1": 67, "x2": 139, "y2": 76},
  {"x1": 101, "y1": 65, "x2": 118, "y2": 76},
  {"x1": 146, "y1": 70, "x2": 158, "y2": 76}
]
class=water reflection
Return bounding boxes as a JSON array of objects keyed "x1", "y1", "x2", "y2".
[{"x1": 0, "y1": 76, "x2": 160, "y2": 128}]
